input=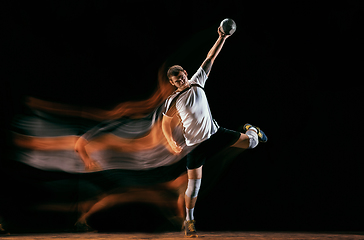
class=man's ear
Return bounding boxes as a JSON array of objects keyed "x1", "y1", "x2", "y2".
[
  {"x1": 169, "y1": 79, "x2": 175, "y2": 86},
  {"x1": 184, "y1": 70, "x2": 188, "y2": 77}
]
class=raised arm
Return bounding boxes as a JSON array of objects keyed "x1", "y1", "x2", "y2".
[{"x1": 201, "y1": 27, "x2": 230, "y2": 76}]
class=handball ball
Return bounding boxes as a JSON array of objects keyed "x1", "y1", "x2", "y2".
[{"x1": 220, "y1": 18, "x2": 236, "y2": 35}]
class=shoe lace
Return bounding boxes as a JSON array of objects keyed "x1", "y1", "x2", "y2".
[{"x1": 187, "y1": 221, "x2": 196, "y2": 232}]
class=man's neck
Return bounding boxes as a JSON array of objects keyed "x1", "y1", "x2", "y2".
[{"x1": 177, "y1": 82, "x2": 191, "y2": 92}]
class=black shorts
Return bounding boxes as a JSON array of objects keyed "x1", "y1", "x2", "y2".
[{"x1": 186, "y1": 127, "x2": 241, "y2": 169}]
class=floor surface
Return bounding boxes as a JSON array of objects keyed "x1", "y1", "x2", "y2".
[{"x1": 1, "y1": 231, "x2": 364, "y2": 240}]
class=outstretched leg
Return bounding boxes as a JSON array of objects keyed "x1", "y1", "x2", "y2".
[
  {"x1": 231, "y1": 129, "x2": 258, "y2": 149},
  {"x1": 231, "y1": 123, "x2": 267, "y2": 149}
]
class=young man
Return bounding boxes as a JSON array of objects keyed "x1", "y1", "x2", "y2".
[{"x1": 162, "y1": 27, "x2": 268, "y2": 237}]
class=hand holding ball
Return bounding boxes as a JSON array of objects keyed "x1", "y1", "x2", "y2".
[{"x1": 220, "y1": 18, "x2": 236, "y2": 35}]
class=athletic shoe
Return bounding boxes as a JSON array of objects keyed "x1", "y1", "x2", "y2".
[
  {"x1": 74, "y1": 221, "x2": 96, "y2": 232},
  {"x1": 242, "y1": 123, "x2": 268, "y2": 143},
  {"x1": 183, "y1": 220, "x2": 198, "y2": 237}
]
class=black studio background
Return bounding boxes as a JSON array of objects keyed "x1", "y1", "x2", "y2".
[{"x1": 1, "y1": 1, "x2": 363, "y2": 232}]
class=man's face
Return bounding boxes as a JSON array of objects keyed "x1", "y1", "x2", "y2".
[{"x1": 169, "y1": 70, "x2": 188, "y2": 89}]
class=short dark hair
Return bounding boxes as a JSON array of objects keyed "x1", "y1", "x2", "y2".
[{"x1": 167, "y1": 65, "x2": 184, "y2": 80}]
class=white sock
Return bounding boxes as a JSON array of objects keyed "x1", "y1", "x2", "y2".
[
  {"x1": 186, "y1": 207, "x2": 195, "y2": 221},
  {"x1": 246, "y1": 129, "x2": 259, "y2": 149},
  {"x1": 248, "y1": 127, "x2": 257, "y2": 132}
]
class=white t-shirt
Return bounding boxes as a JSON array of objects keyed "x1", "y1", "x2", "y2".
[{"x1": 164, "y1": 67, "x2": 219, "y2": 146}]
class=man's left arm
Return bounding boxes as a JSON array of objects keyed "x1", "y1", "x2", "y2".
[{"x1": 201, "y1": 27, "x2": 230, "y2": 77}]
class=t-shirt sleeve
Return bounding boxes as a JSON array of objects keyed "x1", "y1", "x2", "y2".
[
  {"x1": 162, "y1": 95, "x2": 178, "y2": 118},
  {"x1": 190, "y1": 67, "x2": 208, "y2": 87},
  {"x1": 162, "y1": 96, "x2": 172, "y2": 117}
]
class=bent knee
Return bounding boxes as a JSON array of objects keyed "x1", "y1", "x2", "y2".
[{"x1": 185, "y1": 179, "x2": 201, "y2": 198}]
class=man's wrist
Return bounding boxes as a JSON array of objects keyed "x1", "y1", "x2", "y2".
[{"x1": 220, "y1": 34, "x2": 228, "y2": 40}]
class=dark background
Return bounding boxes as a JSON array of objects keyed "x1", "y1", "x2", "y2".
[{"x1": 1, "y1": 0, "x2": 363, "y2": 232}]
